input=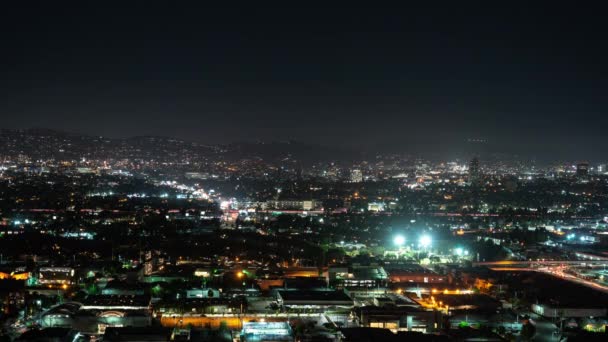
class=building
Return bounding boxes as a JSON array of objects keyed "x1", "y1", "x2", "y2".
[
  {"x1": 329, "y1": 265, "x2": 388, "y2": 290},
  {"x1": 157, "y1": 297, "x2": 245, "y2": 315},
  {"x1": 468, "y1": 157, "x2": 481, "y2": 185},
  {"x1": 240, "y1": 322, "x2": 293, "y2": 342},
  {"x1": 265, "y1": 200, "x2": 319, "y2": 211},
  {"x1": 577, "y1": 162, "x2": 589, "y2": 177},
  {"x1": 79, "y1": 295, "x2": 151, "y2": 311},
  {"x1": 353, "y1": 306, "x2": 442, "y2": 333},
  {"x1": 350, "y1": 169, "x2": 363, "y2": 183},
  {"x1": 101, "y1": 281, "x2": 145, "y2": 296},
  {"x1": 532, "y1": 303, "x2": 607, "y2": 318},
  {"x1": 384, "y1": 264, "x2": 447, "y2": 285},
  {"x1": 37, "y1": 267, "x2": 75, "y2": 285},
  {"x1": 39, "y1": 301, "x2": 152, "y2": 335},
  {"x1": 282, "y1": 267, "x2": 320, "y2": 278},
  {"x1": 433, "y1": 293, "x2": 501, "y2": 313},
  {"x1": 277, "y1": 289, "x2": 353, "y2": 311},
  {"x1": 185, "y1": 288, "x2": 220, "y2": 299},
  {"x1": 367, "y1": 202, "x2": 386, "y2": 212}
]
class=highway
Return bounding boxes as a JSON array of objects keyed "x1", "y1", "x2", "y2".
[
  {"x1": 474, "y1": 260, "x2": 608, "y2": 267},
  {"x1": 536, "y1": 266, "x2": 608, "y2": 294},
  {"x1": 490, "y1": 265, "x2": 608, "y2": 294}
]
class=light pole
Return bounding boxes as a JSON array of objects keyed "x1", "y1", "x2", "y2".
[
  {"x1": 418, "y1": 235, "x2": 431, "y2": 260},
  {"x1": 393, "y1": 235, "x2": 405, "y2": 258}
]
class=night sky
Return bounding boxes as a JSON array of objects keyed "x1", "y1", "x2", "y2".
[{"x1": 1, "y1": 3, "x2": 607, "y2": 159}]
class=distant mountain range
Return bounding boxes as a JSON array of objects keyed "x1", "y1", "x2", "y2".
[
  {"x1": 1, "y1": 128, "x2": 575, "y2": 165},
  {"x1": 0, "y1": 128, "x2": 360, "y2": 164}
]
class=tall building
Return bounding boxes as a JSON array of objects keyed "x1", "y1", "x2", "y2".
[
  {"x1": 350, "y1": 169, "x2": 363, "y2": 183},
  {"x1": 468, "y1": 157, "x2": 481, "y2": 185},
  {"x1": 576, "y1": 162, "x2": 589, "y2": 177}
]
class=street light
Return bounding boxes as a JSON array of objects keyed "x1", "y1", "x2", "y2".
[
  {"x1": 393, "y1": 235, "x2": 406, "y2": 247},
  {"x1": 419, "y1": 235, "x2": 432, "y2": 248}
]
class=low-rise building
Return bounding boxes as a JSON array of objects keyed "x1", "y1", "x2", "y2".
[
  {"x1": 240, "y1": 321, "x2": 293, "y2": 342},
  {"x1": 353, "y1": 306, "x2": 442, "y2": 333},
  {"x1": 277, "y1": 289, "x2": 353, "y2": 311}
]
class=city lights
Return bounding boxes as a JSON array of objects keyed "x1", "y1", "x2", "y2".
[
  {"x1": 419, "y1": 235, "x2": 432, "y2": 248},
  {"x1": 393, "y1": 235, "x2": 406, "y2": 247},
  {"x1": 1, "y1": 6, "x2": 606, "y2": 341}
]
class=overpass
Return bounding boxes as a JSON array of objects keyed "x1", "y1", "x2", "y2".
[
  {"x1": 473, "y1": 260, "x2": 608, "y2": 267},
  {"x1": 486, "y1": 266, "x2": 608, "y2": 294}
]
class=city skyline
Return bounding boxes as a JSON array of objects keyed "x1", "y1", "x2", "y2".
[
  {"x1": 2, "y1": 4, "x2": 608, "y2": 160},
  {"x1": 3, "y1": 4, "x2": 608, "y2": 341}
]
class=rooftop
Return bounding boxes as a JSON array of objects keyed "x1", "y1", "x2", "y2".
[{"x1": 278, "y1": 289, "x2": 353, "y2": 304}]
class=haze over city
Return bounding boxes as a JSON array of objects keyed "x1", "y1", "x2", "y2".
[
  {"x1": 1, "y1": 3, "x2": 608, "y2": 342},
  {"x1": 2, "y1": 3, "x2": 608, "y2": 160}
]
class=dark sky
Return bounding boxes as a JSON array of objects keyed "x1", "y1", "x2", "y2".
[{"x1": 1, "y1": 3, "x2": 607, "y2": 159}]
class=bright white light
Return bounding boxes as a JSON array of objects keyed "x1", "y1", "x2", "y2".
[
  {"x1": 419, "y1": 235, "x2": 432, "y2": 248},
  {"x1": 220, "y1": 201, "x2": 231, "y2": 210},
  {"x1": 464, "y1": 250, "x2": 469, "y2": 256},
  {"x1": 393, "y1": 235, "x2": 406, "y2": 246},
  {"x1": 455, "y1": 247, "x2": 463, "y2": 256}
]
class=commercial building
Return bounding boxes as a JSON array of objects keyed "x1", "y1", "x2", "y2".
[
  {"x1": 37, "y1": 267, "x2": 75, "y2": 285},
  {"x1": 353, "y1": 306, "x2": 442, "y2": 333},
  {"x1": 532, "y1": 303, "x2": 607, "y2": 318},
  {"x1": 384, "y1": 263, "x2": 447, "y2": 285},
  {"x1": 350, "y1": 169, "x2": 363, "y2": 183},
  {"x1": 185, "y1": 288, "x2": 220, "y2": 299},
  {"x1": 277, "y1": 289, "x2": 353, "y2": 310},
  {"x1": 240, "y1": 322, "x2": 293, "y2": 341},
  {"x1": 79, "y1": 295, "x2": 151, "y2": 311},
  {"x1": 265, "y1": 200, "x2": 319, "y2": 211},
  {"x1": 157, "y1": 297, "x2": 245, "y2": 315},
  {"x1": 39, "y1": 301, "x2": 152, "y2": 335},
  {"x1": 328, "y1": 265, "x2": 388, "y2": 289}
]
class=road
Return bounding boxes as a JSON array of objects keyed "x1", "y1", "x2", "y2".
[
  {"x1": 474, "y1": 260, "x2": 608, "y2": 267},
  {"x1": 528, "y1": 313, "x2": 559, "y2": 342},
  {"x1": 490, "y1": 265, "x2": 608, "y2": 294},
  {"x1": 537, "y1": 266, "x2": 608, "y2": 294},
  {"x1": 534, "y1": 322, "x2": 559, "y2": 341}
]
